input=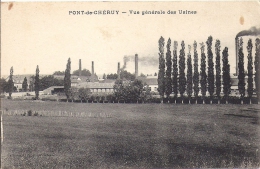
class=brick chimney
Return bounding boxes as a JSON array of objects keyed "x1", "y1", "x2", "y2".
[
  {"x1": 117, "y1": 62, "x2": 120, "y2": 79},
  {"x1": 92, "y1": 61, "x2": 94, "y2": 75},
  {"x1": 135, "y1": 54, "x2": 138, "y2": 77},
  {"x1": 79, "y1": 59, "x2": 82, "y2": 76}
]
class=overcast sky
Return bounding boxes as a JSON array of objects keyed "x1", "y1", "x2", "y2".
[{"x1": 1, "y1": 1, "x2": 260, "y2": 77}]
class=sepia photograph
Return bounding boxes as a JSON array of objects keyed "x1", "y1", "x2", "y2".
[{"x1": 1, "y1": 1, "x2": 260, "y2": 168}]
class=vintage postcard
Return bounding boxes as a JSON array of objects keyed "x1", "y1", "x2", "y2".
[{"x1": 1, "y1": 1, "x2": 260, "y2": 168}]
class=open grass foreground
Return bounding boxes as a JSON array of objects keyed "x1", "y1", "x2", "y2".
[{"x1": 1, "y1": 99, "x2": 260, "y2": 168}]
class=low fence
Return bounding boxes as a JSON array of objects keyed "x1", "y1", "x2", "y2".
[
  {"x1": 1, "y1": 110, "x2": 112, "y2": 118},
  {"x1": 1, "y1": 95, "x2": 259, "y2": 104},
  {"x1": 55, "y1": 96, "x2": 259, "y2": 104}
]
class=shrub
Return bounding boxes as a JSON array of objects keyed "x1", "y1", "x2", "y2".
[{"x1": 27, "y1": 110, "x2": 32, "y2": 116}]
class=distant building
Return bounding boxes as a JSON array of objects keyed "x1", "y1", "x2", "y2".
[
  {"x1": 43, "y1": 86, "x2": 64, "y2": 95},
  {"x1": 76, "y1": 81, "x2": 115, "y2": 94},
  {"x1": 4, "y1": 74, "x2": 45, "y2": 92},
  {"x1": 54, "y1": 75, "x2": 99, "y2": 87},
  {"x1": 137, "y1": 77, "x2": 158, "y2": 92}
]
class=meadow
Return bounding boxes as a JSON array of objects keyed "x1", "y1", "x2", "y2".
[{"x1": 1, "y1": 99, "x2": 260, "y2": 168}]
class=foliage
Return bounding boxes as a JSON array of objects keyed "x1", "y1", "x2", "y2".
[
  {"x1": 179, "y1": 41, "x2": 186, "y2": 99},
  {"x1": 106, "y1": 93, "x2": 116, "y2": 102},
  {"x1": 193, "y1": 41, "x2": 199, "y2": 99},
  {"x1": 187, "y1": 45, "x2": 193, "y2": 100},
  {"x1": 64, "y1": 58, "x2": 71, "y2": 100},
  {"x1": 172, "y1": 41, "x2": 178, "y2": 98},
  {"x1": 53, "y1": 71, "x2": 65, "y2": 75},
  {"x1": 140, "y1": 85, "x2": 152, "y2": 102},
  {"x1": 107, "y1": 73, "x2": 118, "y2": 79},
  {"x1": 158, "y1": 36, "x2": 165, "y2": 100},
  {"x1": 68, "y1": 87, "x2": 78, "y2": 102},
  {"x1": 154, "y1": 72, "x2": 157, "y2": 76},
  {"x1": 206, "y1": 36, "x2": 214, "y2": 100},
  {"x1": 27, "y1": 110, "x2": 33, "y2": 116},
  {"x1": 78, "y1": 87, "x2": 91, "y2": 102},
  {"x1": 120, "y1": 70, "x2": 135, "y2": 81},
  {"x1": 72, "y1": 69, "x2": 91, "y2": 76},
  {"x1": 215, "y1": 39, "x2": 221, "y2": 100},
  {"x1": 39, "y1": 75, "x2": 64, "y2": 91},
  {"x1": 200, "y1": 43, "x2": 207, "y2": 100},
  {"x1": 247, "y1": 39, "x2": 253, "y2": 100},
  {"x1": 140, "y1": 73, "x2": 146, "y2": 77},
  {"x1": 35, "y1": 65, "x2": 40, "y2": 100},
  {"x1": 113, "y1": 79, "x2": 144, "y2": 102},
  {"x1": 132, "y1": 79, "x2": 144, "y2": 101},
  {"x1": 22, "y1": 77, "x2": 28, "y2": 92},
  {"x1": 238, "y1": 37, "x2": 245, "y2": 99},
  {"x1": 222, "y1": 47, "x2": 231, "y2": 101},
  {"x1": 113, "y1": 79, "x2": 125, "y2": 101},
  {"x1": 0, "y1": 78, "x2": 8, "y2": 93},
  {"x1": 7, "y1": 67, "x2": 14, "y2": 97},
  {"x1": 126, "y1": 79, "x2": 144, "y2": 102},
  {"x1": 165, "y1": 38, "x2": 172, "y2": 99},
  {"x1": 255, "y1": 38, "x2": 260, "y2": 101},
  {"x1": 90, "y1": 95, "x2": 95, "y2": 102}
]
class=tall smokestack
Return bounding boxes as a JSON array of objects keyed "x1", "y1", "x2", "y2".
[
  {"x1": 117, "y1": 62, "x2": 120, "y2": 79},
  {"x1": 79, "y1": 59, "x2": 82, "y2": 76},
  {"x1": 235, "y1": 37, "x2": 239, "y2": 76},
  {"x1": 92, "y1": 61, "x2": 94, "y2": 75},
  {"x1": 135, "y1": 54, "x2": 138, "y2": 77}
]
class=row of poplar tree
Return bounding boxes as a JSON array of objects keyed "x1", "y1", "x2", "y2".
[{"x1": 157, "y1": 36, "x2": 260, "y2": 104}]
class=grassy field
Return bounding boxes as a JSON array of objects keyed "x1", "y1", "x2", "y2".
[{"x1": 1, "y1": 99, "x2": 260, "y2": 168}]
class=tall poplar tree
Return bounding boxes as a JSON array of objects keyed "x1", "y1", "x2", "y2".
[
  {"x1": 200, "y1": 43, "x2": 207, "y2": 104},
  {"x1": 187, "y1": 45, "x2": 193, "y2": 104},
  {"x1": 255, "y1": 38, "x2": 260, "y2": 102},
  {"x1": 215, "y1": 39, "x2": 221, "y2": 104},
  {"x1": 193, "y1": 41, "x2": 199, "y2": 103},
  {"x1": 35, "y1": 65, "x2": 40, "y2": 100},
  {"x1": 8, "y1": 67, "x2": 14, "y2": 98},
  {"x1": 247, "y1": 39, "x2": 253, "y2": 104},
  {"x1": 207, "y1": 36, "x2": 214, "y2": 103},
  {"x1": 22, "y1": 77, "x2": 28, "y2": 92},
  {"x1": 158, "y1": 36, "x2": 165, "y2": 103},
  {"x1": 172, "y1": 41, "x2": 178, "y2": 103},
  {"x1": 165, "y1": 38, "x2": 172, "y2": 102},
  {"x1": 64, "y1": 58, "x2": 71, "y2": 102},
  {"x1": 238, "y1": 37, "x2": 245, "y2": 104},
  {"x1": 179, "y1": 41, "x2": 186, "y2": 103},
  {"x1": 222, "y1": 47, "x2": 231, "y2": 104}
]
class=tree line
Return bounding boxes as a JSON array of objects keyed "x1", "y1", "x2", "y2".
[{"x1": 157, "y1": 36, "x2": 260, "y2": 104}]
